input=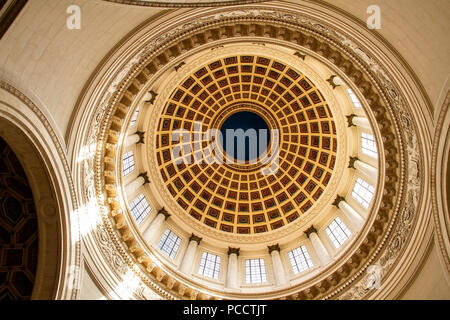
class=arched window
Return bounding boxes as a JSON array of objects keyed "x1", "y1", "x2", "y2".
[{"x1": 130, "y1": 107, "x2": 140, "y2": 127}]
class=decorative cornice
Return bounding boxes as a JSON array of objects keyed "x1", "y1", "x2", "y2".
[
  {"x1": 326, "y1": 75, "x2": 339, "y2": 89},
  {"x1": 430, "y1": 90, "x2": 450, "y2": 275},
  {"x1": 136, "y1": 131, "x2": 145, "y2": 144},
  {"x1": 145, "y1": 91, "x2": 158, "y2": 105},
  {"x1": 346, "y1": 114, "x2": 356, "y2": 127},
  {"x1": 102, "y1": 0, "x2": 265, "y2": 8}
]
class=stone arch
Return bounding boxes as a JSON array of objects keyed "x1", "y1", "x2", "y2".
[{"x1": 0, "y1": 80, "x2": 80, "y2": 300}]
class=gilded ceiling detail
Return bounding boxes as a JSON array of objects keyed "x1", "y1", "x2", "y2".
[{"x1": 155, "y1": 55, "x2": 337, "y2": 234}]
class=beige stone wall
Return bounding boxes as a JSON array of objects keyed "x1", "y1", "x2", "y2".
[
  {"x1": 401, "y1": 241, "x2": 450, "y2": 300},
  {"x1": 78, "y1": 266, "x2": 106, "y2": 300},
  {"x1": 0, "y1": 0, "x2": 163, "y2": 141}
]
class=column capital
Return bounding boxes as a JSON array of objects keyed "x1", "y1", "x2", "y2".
[
  {"x1": 228, "y1": 247, "x2": 240, "y2": 256},
  {"x1": 294, "y1": 51, "x2": 306, "y2": 60},
  {"x1": 174, "y1": 61, "x2": 186, "y2": 71},
  {"x1": 304, "y1": 225, "x2": 317, "y2": 238},
  {"x1": 136, "y1": 131, "x2": 145, "y2": 144},
  {"x1": 157, "y1": 207, "x2": 170, "y2": 220},
  {"x1": 326, "y1": 75, "x2": 340, "y2": 89},
  {"x1": 268, "y1": 244, "x2": 280, "y2": 254},
  {"x1": 348, "y1": 156, "x2": 359, "y2": 169},
  {"x1": 138, "y1": 172, "x2": 150, "y2": 184},
  {"x1": 332, "y1": 195, "x2": 346, "y2": 208},
  {"x1": 145, "y1": 90, "x2": 158, "y2": 104},
  {"x1": 346, "y1": 114, "x2": 356, "y2": 127},
  {"x1": 189, "y1": 233, "x2": 202, "y2": 245}
]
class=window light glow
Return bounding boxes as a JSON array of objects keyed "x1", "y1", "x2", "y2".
[
  {"x1": 352, "y1": 177, "x2": 375, "y2": 209},
  {"x1": 130, "y1": 107, "x2": 140, "y2": 127},
  {"x1": 158, "y1": 229, "x2": 182, "y2": 260},
  {"x1": 198, "y1": 252, "x2": 221, "y2": 279},
  {"x1": 326, "y1": 217, "x2": 352, "y2": 249},
  {"x1": 245, "y1": 258, "x2": 267, "y2": 284},
  {"x1": 361, "y1": 132, "x2": 377, "y2": 158},
  {"x1": 288, "y1": 246, "x2": 313, "y2": 274},
  {"x1": 347, "y1": 88, "x2": 362, "y2": 108},
  {"x1": 129, "y1": 194, "x2": 151, "y2": 224},
  {"x1": 122, "y1": 151, "x2": 135, "y2": 176}
]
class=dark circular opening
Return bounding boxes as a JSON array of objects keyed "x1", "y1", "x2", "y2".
[{"x1": 220, "y1": 111, "x2": 270, "y2": 162}]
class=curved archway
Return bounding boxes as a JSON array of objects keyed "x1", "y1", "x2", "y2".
[{"x1": 0, "y1": 80, "x2": 80, "y2": 300}]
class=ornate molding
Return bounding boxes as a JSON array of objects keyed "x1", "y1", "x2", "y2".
[
  {"x1": 75, "y1": 2, "x2": 428, "y2": 300},
  {"x1": 431, "y1": 90, "x2": 450, "y2": 275},
  {"x1": 102, "y1": 0, "x2": 265, "y2": 8},
  {"x1": 0, "y1": 79, "x2": 81, "y2": 300}
]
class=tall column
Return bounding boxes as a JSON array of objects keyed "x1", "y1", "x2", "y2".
[
  {"x1": 347, "y1": 114, "x2": 371, "y2": 131},
  {"x1": 268, "y1": 244, "x2": 287, "y2": 286},
  {"x1": 124, "y1": 131, "x2": 145, "y2": 147},
  {"x1": 349, "y1": 157, "x2": 377, "y2": 184},
  {"x1": 333, "y1": 195, "x2": 365, "y2": 229},
  {"x1": 226, "y1": 247, "x2": 240, "y2": 289},
  {"x1": 143, "y1": 208, "x2": 170, "y2": 244},
  {"x1": 125, "y1": 172, "x2": 149, "y2": 198},
  {"x1": 304, "y1": 226, "x2": 331, "y2": 265},
  {"x1": 179, "y1": 234, "x2": 202, "y2": 274}
]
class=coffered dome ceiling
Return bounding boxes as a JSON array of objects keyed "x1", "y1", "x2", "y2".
[
  {"x1": 155, "y1": 54, "x2": 338, "y2": 235},
  {"x1": 72, "y1": 1, "x2": 430, "y2": 300}
]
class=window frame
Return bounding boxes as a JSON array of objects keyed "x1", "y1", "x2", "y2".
[
  {"x1": 198, "y1": 251, "x2": 221, "y2": 280},
  {"x1": 347, "y1": 88, "x2": 362, "y2": 109},
  {"x1": 157, "y1": 229, "x2": 182, "y2": 260},
  {"x1": 360, "y1": 131, "x2": 378, "y2": 159},
  {"x1": 288, "y1": 245, "x2": 314, "y2": 275},
  {"x1": 129, "y1": 193, "x2": 151, "y2": 224},
  {"x1": 244, "y1": 258, "x2": 268, "y2": 284},
  {"x1": 122, "y1": 150, "x2": 135, "y2": 176},
  {"x1": 325, "y1": 217, "x2": 352, "y2": 249},
  {"x1": 351, "y1": 176, "x2": 375, "y2": 209}
]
